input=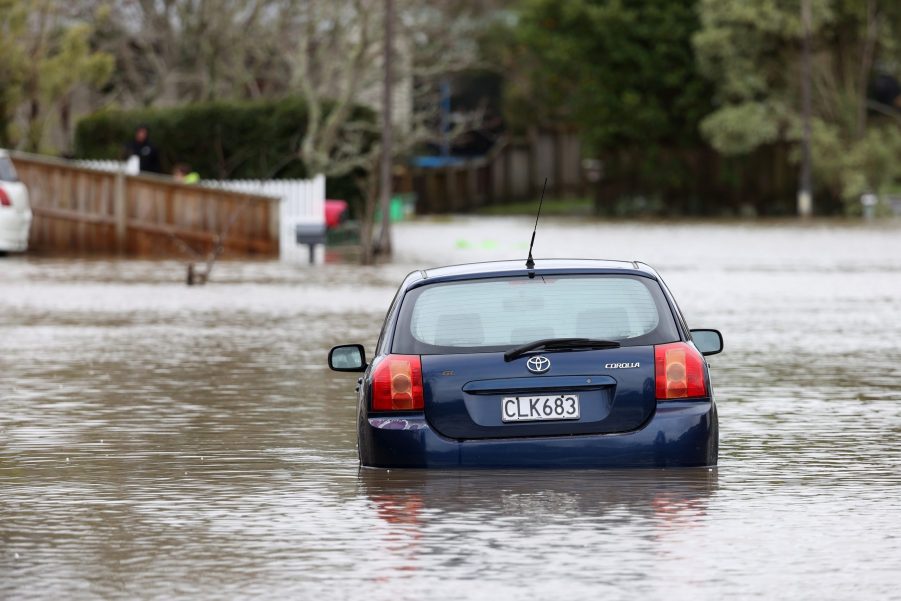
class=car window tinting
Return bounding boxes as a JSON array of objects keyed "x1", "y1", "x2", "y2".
[
  {"x1": 0, "y1": 157, "x2": 17, "y2": 182},
  {"x1": 393, "y1": 275, "x2": 680, "y2": 354}
]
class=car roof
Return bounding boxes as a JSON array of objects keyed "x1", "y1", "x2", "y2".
[{"x1": 403, "y1": 259, "x2": 660, "y2": 289}]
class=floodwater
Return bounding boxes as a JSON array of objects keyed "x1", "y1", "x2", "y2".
[{"x1": 2, "y1": 218, "x2": 901, "y2": 600}]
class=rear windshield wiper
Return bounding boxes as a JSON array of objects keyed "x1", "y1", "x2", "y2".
[{"x1": 504, "y1": 338, "x2": 621, "y2": 362}]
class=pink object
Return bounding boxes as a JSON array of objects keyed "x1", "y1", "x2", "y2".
[{"x1": 324, "y1": 199, "x2": 348, "y2": 229}]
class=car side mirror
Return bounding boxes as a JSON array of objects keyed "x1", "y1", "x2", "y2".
[
  {"x1": 690, "y1": 329, "x2": 723, "y2": 356},
  {"x1": 328, "y1": 344, "x2": 367, "y2": 372}
]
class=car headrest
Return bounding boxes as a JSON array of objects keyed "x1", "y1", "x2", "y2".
[
  {"x1": 575, "y1": 307, "x2": 631, "y2": 339},
  {"x1": 434, "y1": 313, "x2": 484, "y2": 346}
]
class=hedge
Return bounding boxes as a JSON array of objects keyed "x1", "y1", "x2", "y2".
[{"x1": 74, "y1": 98, "x2": 371, "y2": 202}]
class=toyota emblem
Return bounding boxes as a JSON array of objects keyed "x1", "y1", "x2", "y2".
[{"x1": 526, "y1": 355, "x2": 551, "y2": 374}]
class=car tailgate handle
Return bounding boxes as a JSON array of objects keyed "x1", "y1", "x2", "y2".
[{"x1": 462, "y1": 375, "x2": 616, "y2": 395}]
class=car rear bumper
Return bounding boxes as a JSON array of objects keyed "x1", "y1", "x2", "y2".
[
  {"x1": 0, "y1": 209, "x2": 32, "y2": 252},
  {"x1": 359, "y1": 400, "x2": 718, "y2": 468}
]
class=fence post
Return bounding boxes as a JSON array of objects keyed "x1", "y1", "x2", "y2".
[
  {"x1": 446, "y1": 168, "x2": 457, "y2": 212},
  {"x1": 114, "y1": 169, "x2": 127, "y2": 253},
  {"x1": 467, "y1": 162, "x2": 478, "y2": 208}
]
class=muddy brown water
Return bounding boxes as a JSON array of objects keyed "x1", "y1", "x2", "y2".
[{"x1": 2, "y1": 219, "x2": 900, "y2": 600}]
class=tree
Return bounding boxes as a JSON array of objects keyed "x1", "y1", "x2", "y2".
[
  {"x1": 694, "y1": 0, "x2": 901, "y2": 212},
  {"x1": 33, "y1": 20, "x2": 115, "y2": 152},
  {"x1": 88, "y1": 0, "x2": 291, "y2": 107},
  {"x1": 503, "y1": 0, "x2": 714, "y2": 213},
  {"x1": 0, "y1": 0, "x2": 32, "y2": 146},
  {"x1": 285, "y1": 0, "x2": 488, "y2": 263},
  {"x1": 0, "y1": 0, "x2": 113, "y2": 151}
]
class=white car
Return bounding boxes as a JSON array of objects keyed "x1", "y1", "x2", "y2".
[{"x1": 0, "y1": 150, "x2": 32, "y2": 253}]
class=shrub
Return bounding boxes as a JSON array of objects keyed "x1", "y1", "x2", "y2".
[{"x1": 74, "y1": 98, "x2": 371, "y2": 204}]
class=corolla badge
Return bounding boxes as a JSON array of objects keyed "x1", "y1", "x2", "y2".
[
  {"x1": 526, "y1": 355, "x2": 551, "y2": 374},
  {"x1": 605, "y1": 362, "x2": 640, "y2": 369}
]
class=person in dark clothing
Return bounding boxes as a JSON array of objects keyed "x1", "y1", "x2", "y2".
[{"x1": 126, "y1": 125, "x2": 161, "y2": 173}]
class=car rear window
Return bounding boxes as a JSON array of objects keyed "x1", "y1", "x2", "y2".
[
  {"x1": 0, "y1": 156, "x2": 18, "y2": 182},
  {"x1": 392, "y1": 275, "x2": 680, "y2": 354}
]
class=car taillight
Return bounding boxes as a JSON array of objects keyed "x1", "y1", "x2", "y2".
[
  {"x1": 372, "y1": 354, "x2": 424, "y2": 411},
  {"x1": 655, "y1": 342, "x2": 707, "y2": 400},
  {"x1": 0, "y1": 188, "x2": 10, "y2": 206}
]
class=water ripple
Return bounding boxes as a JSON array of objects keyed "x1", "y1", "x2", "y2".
[{"x1": 2, "y1": 220, "x2": 901, "y2": 600}]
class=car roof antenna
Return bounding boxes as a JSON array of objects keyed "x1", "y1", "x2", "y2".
[{"x1": 525, "y1": 178, "x2": 547, "y2": 278}]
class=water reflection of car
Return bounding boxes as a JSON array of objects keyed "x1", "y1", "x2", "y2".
[
  {"x1": 360, "y1": 468, "x2": 718, "y2": 524},
  {"x1": 0, "y1": 150, "x2": 32, "y2": 253},
  {"x1": 360, "y1": 469, "x2": 717, "y2": 583},
  {"x1": 329, "y1": 260, "x2": 724, "y2": 468}
]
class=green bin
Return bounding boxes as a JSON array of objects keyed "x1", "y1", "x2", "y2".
[{"x1": 374, "y1": 194, "x2": 416, "y2": 222}]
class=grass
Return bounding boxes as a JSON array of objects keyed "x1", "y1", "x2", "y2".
[{"x1": 475, "y1": 197, "x2": 594, "y2": 217}]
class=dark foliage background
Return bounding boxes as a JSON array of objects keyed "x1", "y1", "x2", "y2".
[{"x1": 74, "y1": 98, "x2": 371, "y2": 203}]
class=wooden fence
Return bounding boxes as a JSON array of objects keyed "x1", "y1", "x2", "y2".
[
  {"x1": 67, "y1": 159, "x2": 328, "y2": 261},
  {"x1": 10, "y1": 152, "x2": 279, "y2": 257},
  {"x1": 409, "y1": 129, "x2": 584, "y2": 214}
]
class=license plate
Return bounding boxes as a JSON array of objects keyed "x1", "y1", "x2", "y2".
[{"x1": 501, "y1": 394, "x2": 580, "y2": 423}]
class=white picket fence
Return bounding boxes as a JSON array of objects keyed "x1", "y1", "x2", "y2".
[
  {"x1": 75, "y1": 157, "x2": 140, "y2": 175},
  {"x1": 73, "y1": 158, "x2": 326, "y2": 262},
  {"x1": 204, "y1": 176, "x2": 326, "y2": 263}
]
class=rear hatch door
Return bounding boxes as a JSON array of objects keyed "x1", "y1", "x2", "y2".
[{"x1": 423, "y1": 346, "x2": 655, "y2": 439}]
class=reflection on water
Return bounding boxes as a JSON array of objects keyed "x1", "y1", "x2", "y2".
[
  {"x1": 2, "y1": 219, "x2": 901, "y2": 599},
  {"x1": 361, "y1": 467, "x2": 718, "y2": 531},
  {"x1": 360, "y1": 469, "x2": 718, "y2": 595}
]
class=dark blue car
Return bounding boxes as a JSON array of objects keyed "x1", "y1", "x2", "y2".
[{"x1": 329, "y1": 259, "x2": 723, "y2": 468}]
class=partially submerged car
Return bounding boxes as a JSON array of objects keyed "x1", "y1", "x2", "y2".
[
  {"x1": 0, "y1": 150, "x2": 32, "y2": 253},
  {"x1": 329, "y1": 259, "x2": 723, "y2": 468}
]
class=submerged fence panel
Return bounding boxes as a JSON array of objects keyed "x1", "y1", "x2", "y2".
[{"x1": 11, "y1": 152, "x2": 279, "y2": 257}]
